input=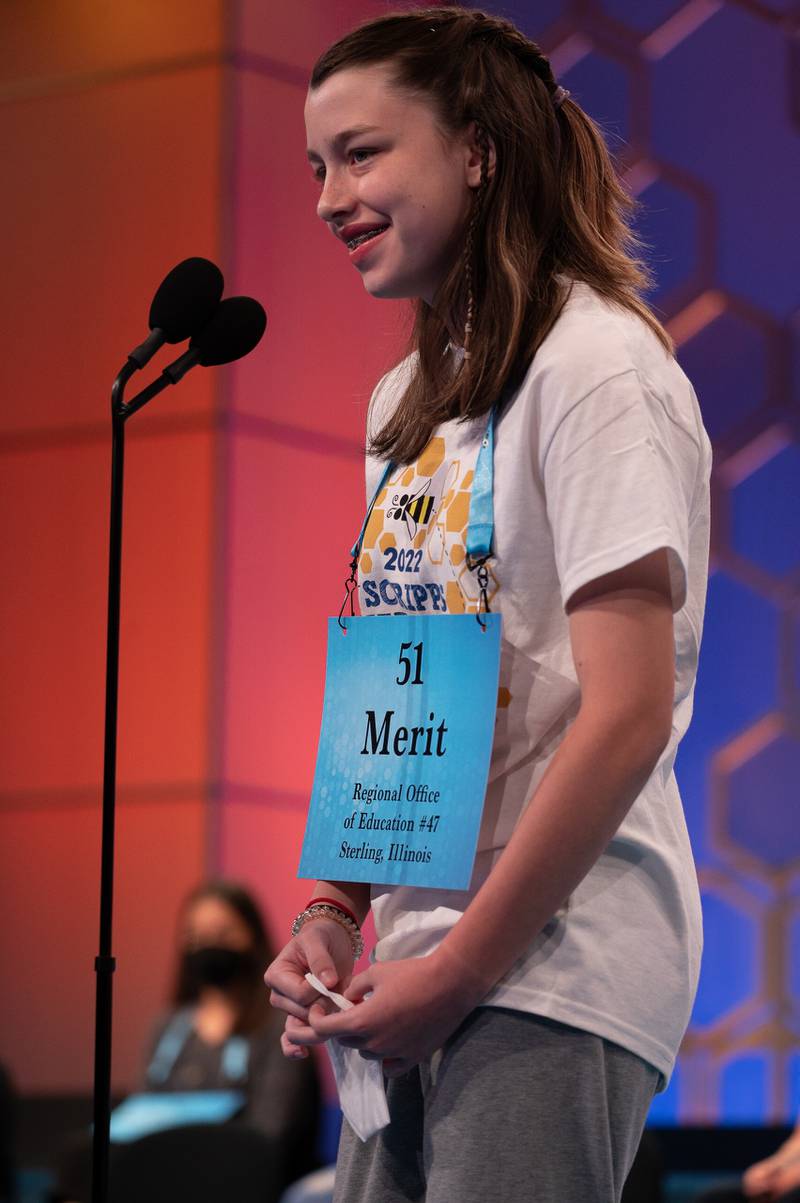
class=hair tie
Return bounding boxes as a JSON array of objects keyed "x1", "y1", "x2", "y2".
[{"x1": 553, "y1": 85, "x2": 570, "y2": 110}]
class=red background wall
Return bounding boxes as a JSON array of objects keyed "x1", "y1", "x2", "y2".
[{"x1": 0, "y1": 0, "x2": 403, "y2": 1095}]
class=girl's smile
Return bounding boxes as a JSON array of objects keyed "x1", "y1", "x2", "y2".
[
  {"x1": 305, "y1": 64, "x2": 482, "y2": 304},
  {"x1": 345, "y1": 225, "x2": 390, "y2": 266}
]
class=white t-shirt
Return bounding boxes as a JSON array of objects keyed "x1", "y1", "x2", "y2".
[{"x1": 357, "y1": 280, "x2": 711, "y2": 1085}]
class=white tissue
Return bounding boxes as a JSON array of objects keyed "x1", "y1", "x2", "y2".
[{"x1": 305, "y1": 971, "x2": 390, "y2": 1142}]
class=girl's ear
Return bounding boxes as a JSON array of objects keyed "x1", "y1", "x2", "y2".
[{"x1": 465, "y1": 122, "x2": 496, "y2": 188}]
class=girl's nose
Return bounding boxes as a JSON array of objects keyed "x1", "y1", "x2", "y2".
[{"x1": 317, "y1": 171, "x2": 356, "y2": 224}]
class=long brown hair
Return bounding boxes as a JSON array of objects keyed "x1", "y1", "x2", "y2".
[{"x1": 310, "y1": 6, "x2": 673, "y2": 465}]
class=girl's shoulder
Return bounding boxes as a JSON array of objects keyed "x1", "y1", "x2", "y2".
[
  {"x1": 520, "y1": 279, "x2": 703, "y2": 438},
  {"x1": 536, "y1": 279, "x2": 671, "y2": 385},
  {"x1": 366, "y1": 351, "x2": 418, "y2": 441}
]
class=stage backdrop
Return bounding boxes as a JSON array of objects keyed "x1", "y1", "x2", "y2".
[{"x1": 0, "y1": 0, "x2": 797, "y2": 1125}]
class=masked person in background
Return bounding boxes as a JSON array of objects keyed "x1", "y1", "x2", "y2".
[
  {"x1": 52, "y1": 880, "x2": 319, "y2": 1203},
  {"x1": 143, "y1": 879, "x2": 320, "y2": 1186}
]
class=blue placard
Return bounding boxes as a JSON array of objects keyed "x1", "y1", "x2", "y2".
[
  {"x1": 299, "y1": 613, "x2": 501, "y2": 890},
  {"x1": 108, "y1": 1091, "x2": 246, "y2": 1143}
]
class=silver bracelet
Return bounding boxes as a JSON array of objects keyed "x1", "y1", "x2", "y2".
[{"x1": 291, "y1": 903, "x2": 364, "y2": 959}]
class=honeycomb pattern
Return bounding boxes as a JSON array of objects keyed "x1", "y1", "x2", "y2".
[
  {"x1": 723, "y1": 723, "x2": 800, "y2": 869},
  {"x1": 504, "y1": 0, "x2": 800, "y2": 1124},
  {"x1": 361, "y1": 453, "x2": 501, "y2": 615}
]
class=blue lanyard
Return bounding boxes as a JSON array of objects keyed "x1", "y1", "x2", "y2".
[
  {"x1": 350, "y1": 408, "x2": 497, "y2": 566},
  {"x1": 147, "y1": 1009, "x2": 251, "y2": 1085}
]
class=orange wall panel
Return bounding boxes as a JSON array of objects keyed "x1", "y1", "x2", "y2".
[
  {"x1": 0, "y1": 66, "x2": 223, "y2": 437},
  {"x1": 0, "y1": 0, "x2": 418, "y2": 1097},
  {"x1": 0, "y1": 441, "x2": 106, "y2": 794},
  {"x1": 115, "y1": 426, "x2": 216, "y2": 790},
  {"x1": 0, "y1": 427, "x2": 215, "y2": 797},
  {"x1": 222, "y1": 432, "x2": 362, "y2": 795},
  {"x1": 238, "y1": 0, "x2": 386, "y2": 73},
  {"x1": 0, "y1": 797, "x2": 206, "y2": 1091},
  {"x1": 111, "y1": 797, "x2": 208, "y2": 1089},
  {"x1": 0, "y1": 0, "x2": 222, "y2": 88},
  {"x1": 217, "y1": 798, "x2": 312, "y2": 940}
]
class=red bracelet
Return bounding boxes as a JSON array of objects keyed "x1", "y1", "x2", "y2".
[{"x1": 305, "y1": 896, "x2": 360, "y2": 927}]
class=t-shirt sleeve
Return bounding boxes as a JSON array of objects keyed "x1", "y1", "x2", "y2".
[{"x1": 540, "y1": 368, "x2": 693, "y2": 612}]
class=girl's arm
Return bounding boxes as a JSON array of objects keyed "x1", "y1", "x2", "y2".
[
  {"x1": 438, "y1": 547, "x2": 674, "y2": 996},
  {"x1": 304, "y1": 880, "x2": 372, "y2": 926},
  {"x1": 305, "y1": 548, "x2": 676, "y2": 1071}
]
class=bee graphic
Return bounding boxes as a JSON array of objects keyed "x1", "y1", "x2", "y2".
[{"x1": 388, "y1": 478, "x2": 435, "y2": 538}]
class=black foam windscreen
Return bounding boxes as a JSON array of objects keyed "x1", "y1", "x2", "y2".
[
  {"x1": 148, "y1": 257, "x2": 225, "y2": 343},
  {"x1": 190, "y1": 296, "x2": 267, "y2": 366}
]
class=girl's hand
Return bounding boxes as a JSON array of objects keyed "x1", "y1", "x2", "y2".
[
  {"x1": 264, "y1": 919, "x2": 355, "y2": 1057},
  {"x1": 280, "y1": 1012, "x2": 329, "y2": 1060},
  {"x1": 302, "y1": 947, "x2": 487, "y2": 1077}
]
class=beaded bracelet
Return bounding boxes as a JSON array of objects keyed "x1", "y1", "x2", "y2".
[
  {"x1": 305, "y1": 895, "x2": 359, "y2": 927},
  {"x1": 291, "y1": 903, "x2": 364, "y2": 959}
]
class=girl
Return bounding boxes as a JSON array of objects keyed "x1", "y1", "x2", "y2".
[{"x1": 265, "y1": 8, "x2": 711, "y2": 1202}]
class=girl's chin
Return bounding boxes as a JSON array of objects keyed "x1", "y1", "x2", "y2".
[
  {"x1": 363, "y1": 278, "x2": 412, "y2": 300},
  {"x1": 361, "y1": 271, "x2": 429, "y2": 302}
]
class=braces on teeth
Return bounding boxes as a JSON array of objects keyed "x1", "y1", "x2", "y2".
[{"x1": 348, "y1": 227, "x2": 387, "y2": 250}]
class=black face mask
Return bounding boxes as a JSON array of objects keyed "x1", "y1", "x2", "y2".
[{"x1": 182, "y1": 946, "x2": 257, "y2": 990}]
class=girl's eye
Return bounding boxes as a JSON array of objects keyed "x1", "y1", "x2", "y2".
[{"x1": 310, "y1": 148, "x2": 375, "y2": 183}]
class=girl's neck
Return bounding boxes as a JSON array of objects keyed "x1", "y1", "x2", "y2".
[{"x1": 193, "y1": 987, "x2": 241, "y2": 1045}]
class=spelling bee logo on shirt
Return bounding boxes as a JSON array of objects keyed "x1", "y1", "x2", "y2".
[{"x1": 358, "y1": 435, "x2": 500, "y2": 616}]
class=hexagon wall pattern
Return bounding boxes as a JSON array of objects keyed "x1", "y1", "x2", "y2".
[
  {"x1": 6, "y1": 0, "x2": 795, "y2": 1114},
  {"x1": 499, "y1": 0, "x2": 800, "y2": 1124}
]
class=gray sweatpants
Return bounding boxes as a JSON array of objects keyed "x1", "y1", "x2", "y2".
[{"x1": 333, "y1": 1007, "x2": 660, "y2": 1203}]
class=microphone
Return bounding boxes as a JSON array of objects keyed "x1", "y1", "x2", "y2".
[
  {"x1": 127, "y1": 257, "x2": 225, "y2": 369},
  {"x1": 163, "y1": 296, "x2": 268, "y2": 384}
]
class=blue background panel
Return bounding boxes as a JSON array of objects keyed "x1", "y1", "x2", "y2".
[
  {"x1": 677, "y1": 310, "x2": 770, "y2": 444},
  {"x1": 790, "y1": 1054, "x2": 800, "y2": 1118},
  {"x1": 637, "y1": 175, "x2": 701, "y2": 307},
  {"x1": 651, "y1": 6, "x2": 800, "y2": 320},
  {"x1": 561, "y1": 47, "x2": 631, "y2": 149},
  {"x1": 790, "y1": 912, "x2": 800, "y2": 1006},
  {"x1": 496, "y1": 1, "x2": 571, "y2": 37},
  {"x1": 473, "y1": 0, "x2": 800, "y2": 1128},
  {"x1": 726, "y1": 732, "x2": 800, "y2": 870},
  {"x1": 675, "y1": 573, "x2": 780, "y2": 864},
  {"x1": 598, "y1": 0, "x2": 687, "y2": 34},
  {"x1": 720, "y1": 1054, "x2": 770, "y2": 1125},
  {"x1": 732, "y1": 444, "x2": 800, "y2": 579},
  {"x1": 691, "y1": 892, "x2": 758, "y2": 1029}
]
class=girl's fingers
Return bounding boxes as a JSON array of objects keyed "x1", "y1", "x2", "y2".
[
  {"x1": 344, "y1": 965, "x2": 376, "y2": 1004},
  {"x1": 264, "y1": 964, "x2": 321, "y2": 1008},
  {"x1": 286, "y1": 1009, "x2": 337, "y2": 1047},
  {"x1": 270, "y1": 980, "x2": 342, "y2": 1023},
  {"x1": 280, "y1": 1030, "x2": 309, "y2": 1059},
  {"x1": 269, "y1": 989, "x2": 310, "y2": 1022},
  {"x1": 307, "y1": 1002, "x2": 360, "y2": 1039}
]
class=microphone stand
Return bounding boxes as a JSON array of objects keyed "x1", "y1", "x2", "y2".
[{"x1": 91, "y1": 363, "x2": 175, "y2": 1203}]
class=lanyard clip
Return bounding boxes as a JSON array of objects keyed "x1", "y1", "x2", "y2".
[
  {"x1": 338, "y1": 554, "x2": 359, "y2": 631},
  {"x1": 466, "y1": 554, "x2": 491, "y2": 629}
]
